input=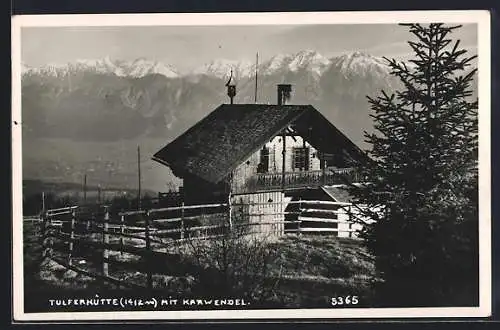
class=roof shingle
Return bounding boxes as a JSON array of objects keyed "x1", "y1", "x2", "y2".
[{"x1": 153, "y1": 104, "x2": 310, "y2": 183}]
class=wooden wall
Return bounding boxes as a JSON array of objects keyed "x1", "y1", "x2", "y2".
[
  {"x1": 231, "y1": 134, "x2": 322, "y2": 193},
  {"x1": 231, "y1": 147, "x2": 262, "y2": 193},
  {"x1": 231, "y1": 191, "x2": 289, "y2": 237}
]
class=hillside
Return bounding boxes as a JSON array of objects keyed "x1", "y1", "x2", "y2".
[{"x1": 22, "y1": 137, "x2": 182, "y2": 194}]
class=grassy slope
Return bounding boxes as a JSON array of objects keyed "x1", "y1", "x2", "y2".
[
  {"x1": 269, "y1": 235, "x2": 376, "y2": 307},
  {"x1": 24, "y1": 222, "x2": 376, "y2": 309}
]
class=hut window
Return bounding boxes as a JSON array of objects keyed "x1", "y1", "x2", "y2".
[
  {"x1": 293, "y1": 147, "x2": 310, "y2": 171},
  {"x1": 258, "y1": 146, "x2": 269, "y2": 173}
]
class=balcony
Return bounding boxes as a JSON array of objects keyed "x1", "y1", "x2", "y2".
[{"x1": 233, "y1": 168, "x2": 362, "y2": 194}]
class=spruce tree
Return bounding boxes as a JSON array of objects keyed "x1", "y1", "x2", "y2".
[{"x1": 348, "y1": 23, "x2": 478, "y2": 307}]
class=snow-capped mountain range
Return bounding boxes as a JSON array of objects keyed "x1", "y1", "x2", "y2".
[
  {"x1": 21, "y1": 50, "x2": 400, "y2": 145},
  {"x1": 22, "y1": 56, "x2": 180, "y2": 78},
  {"x1": 22, "y1": 50, "x2": 391, "y2": 80}
]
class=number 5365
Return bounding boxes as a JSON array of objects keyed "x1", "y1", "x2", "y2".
[{"x1": 331, "y1": 295, "x2": 358, "y2": 306}]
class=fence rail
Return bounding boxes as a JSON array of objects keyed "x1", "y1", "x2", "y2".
[
  {"x1": 35, "y1": 197, "x2": 364, "y2": 289},
  {"x1": 23, "y1": 216, "x2": 42, "y2": 223}
]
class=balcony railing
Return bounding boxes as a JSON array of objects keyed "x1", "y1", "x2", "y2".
[{"x1": 234, "y1": 168, "x2": 362, "y2": 194}]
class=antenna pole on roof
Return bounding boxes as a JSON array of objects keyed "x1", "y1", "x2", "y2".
[{"x1": 254, "y1": 52, "x2": 259, "y2": 103}]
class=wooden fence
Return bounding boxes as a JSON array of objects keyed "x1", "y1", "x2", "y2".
[{"x1": 35, "y1": 199, "x2": 364, "y2": 289}]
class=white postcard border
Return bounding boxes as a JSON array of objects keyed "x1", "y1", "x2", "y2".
[{"x1": 11, "y1": 10, "x2": 492, "y2": 321}]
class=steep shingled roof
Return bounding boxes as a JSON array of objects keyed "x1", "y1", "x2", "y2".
[{"x1": 152, "y1": 104, "x2": 366, "y2": 184}]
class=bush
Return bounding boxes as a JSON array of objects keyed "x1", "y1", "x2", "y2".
[{"x1": 177, "y1": 222, "x2": 284, "y2": 304}]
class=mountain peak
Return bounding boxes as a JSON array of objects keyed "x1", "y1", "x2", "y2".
[
  {"x1": 288, "y1": 50, "x2": 330, "y2": 74},
  {"x1": 350, "y1": 51, "x2": 371, "y2": 57},
  {"x1": 260, "y1": 50, "x2": 331, "y2": 76},
  {"x1": 192, "y1": 58, "x2": 254, "y2": 79},
  {"x1": 331, "y1": 51, "x2": 390, "y2": 77}
]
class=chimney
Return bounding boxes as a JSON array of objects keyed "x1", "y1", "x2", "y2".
[
  {"x1": 227, "y1": 85, "x2": 236, "y2": 104},
  {"x1": 277, "y1": 84, "x2": 292, "y2": 105}
]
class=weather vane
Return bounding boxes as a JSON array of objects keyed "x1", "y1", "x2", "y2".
[{"x1": 226, "y1": 69, "x2": 236, "y2": 104}]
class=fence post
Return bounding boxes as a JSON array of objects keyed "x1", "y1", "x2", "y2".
[
  {"x1": 41, "y1": 191, "x2": 46, "y2": 215},
  {"x1": 348, "y1": 204, "x2": 353, "y2": 238},
  {"x1": 297, "y1": 197, "x2": 302, "y2": 235},
  {"x1": 47, "y1": 212, "x2": 55, "y2": 253},
  {"x1": 102, "y1": 206, "x2": 109, "y2": 277},
  {"x1": 68, "y1": 209, "x2": 76, "y2": 266},
  {"x1": 228, "y1": 192, "x2": 233, "y2": 232},
  {"x1": 280, "y1": 195, "x2": 284, "y2": 236},
  {"x1": 86, "y1": 213, "x2": 91, "y2": 232},
  {"x1": 120, "y1": 212, "x2": 125, "y2": 256},
  {"x1": 41, "y1": 210, "x2": 51, "y2": 259},
  {"x1": 144, "y1": 209, "x2": 153, "y2": 290},
  {"x1": 180, "y1": 201, "x2": 185, "y2": 239},
  {"x1": 227, "y1": 170, "x2": 234, "y2": 235},
  {"x1": 322, "y1": 156, "x2": 327, "y2": 185}
]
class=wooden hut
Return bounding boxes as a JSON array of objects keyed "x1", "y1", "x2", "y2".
[{"x1": 152, "y1": 85, "x2": 368, "y2": 235}]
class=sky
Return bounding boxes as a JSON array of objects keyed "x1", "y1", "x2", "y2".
[{"x1": 21, "y1": 23, "x2": 478, "y2": 72}]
